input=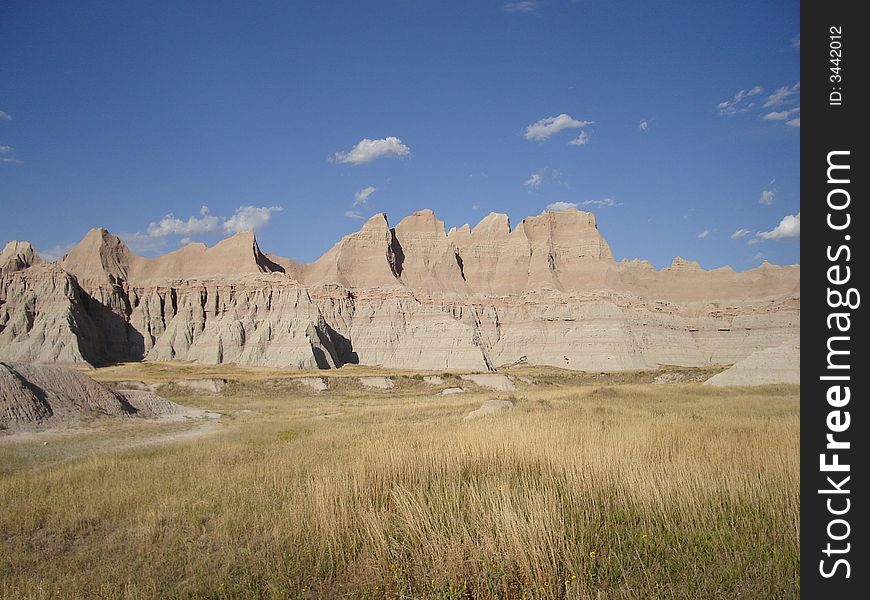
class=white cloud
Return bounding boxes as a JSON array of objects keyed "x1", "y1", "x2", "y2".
[
  {"x1": 747, "y1": 238, "x2": 760, "y2": 246},
  {"x1": 639, "y1": 120, "x2": 650, "y2": 131},
  {"x1": 223, "y1": 205, "x2": 283, "y2": 234},
  {"x1": 581, "y1": 197, "x2": 620, "y2": 208},
  {"x1": 472, "y1": 203, "x2": 480, "y2": 210},
  {"x1": 546, "y1": 198, "x2": 618, "y2": 212},
  {"x1": 503, "y1": 1, "x2": 540, "y2": 12},
  {"x1": 786, "y1": 118, "x2": 800, "y2": 128},
  {"x1": 0, "y1": 111, "x2": 11, "y2": 121},
  {"x1": 147, "y1": 206, "x2": 220, "y2": 237},
  {"x1": 792, "y1": 35, "x2": 800, "y2": 49},
  {"x1": 524, "y1": 168, "x2": 567, "y2": 189},
  {"x1": 731, "y1": 228, "x2": 751, "y2": 240},
  {"x1": 38, "y1": 243, "x2": 74, "y2": 261},
  {"x1": 763, "y1": 106, "x2": 800, "y2": 121},
  {"x1": 545, "y1": 201, "x2": 577, "y2": 212},
  {"x1": 764, "y1": 81, "x2": 800, "y2": 108},
  {"x1": 120, "y1": 204, "x2": 283, "y2": 252},
  {"x1": 759, "y1": 189, "x2": 776, "y2": 205},
  {"x1": 525, "y1": 172, "x2": 543, "y2": 189},
  {"x1": 0, "y1": 144, "x2": 22, "y2": 164},
  {"x1": 523, "y1": 114, "x2": 593, "y2": 141},
  {"x1": 344, "y1": 210, "x2": 365, "y2": 220},
  {"x1": 717, "y1": 86, "x2": 764, "y2": 115},
  {"x1": 753, "y1": 252, "x2": 765, "y2": 261},
  {"x1": 568, "y1": 131, "x2": 590, "y2": 146},
  {"x1": 757, "y1": 212, "x2": 800, "y2": 240},
  {"x1": 333, "y1": 136, "x2": 410, "y2": 165},
  {"x1": 697, "y1": 229, "x2": 711, "y2": 239},
  {"x1": 354, "y1": 186, "x2": 377, "y2": 206}
]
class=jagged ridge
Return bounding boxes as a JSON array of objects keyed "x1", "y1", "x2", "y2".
[{"x1": 0, "y1": 208, "x2": 800, "y2": 371}]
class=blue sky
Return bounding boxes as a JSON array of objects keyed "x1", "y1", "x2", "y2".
[{"x1": 0, "y1": 0, "x2": 799, "y2": 270}]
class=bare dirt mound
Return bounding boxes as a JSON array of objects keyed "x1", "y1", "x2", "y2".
[
  {"x1": 463, "y1": 399, "x2": 514, "y2": 421},
  {"x1": 359, "y1": 377, "x2": 394, "y2": 390},
  {"x1": 460, "y1": 374, "x2": 516, "y2": 391},
  {"x1": 174, "y1": 379, "x2": 227, "y2": 393},
  {"x1": 115, "y1": 390, "x2": 188, "y2": 418},
  {"x1": 0, "y1": 362, "x2": 196, "y2": 431},
  {"x1": 703, "y1": 338, "x2": 800, "y2": 386},
  {"x1": 297, "y1": 377, "x2": 328, "y2": 391},
  {"x1": 0, "y1": 363, "x2": 53, "y2": 427}
]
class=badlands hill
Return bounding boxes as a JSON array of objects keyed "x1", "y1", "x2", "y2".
[
  {"x1": 0, "y1": 361, "x2": 187, "y2": 430},
  {"x1": 0, "y1": 209, "x2": 799, "y2": 371}
]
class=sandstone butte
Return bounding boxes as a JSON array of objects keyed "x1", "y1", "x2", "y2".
[{"x1": 0, "y1": 208, "x2": 800, "y2": 372}]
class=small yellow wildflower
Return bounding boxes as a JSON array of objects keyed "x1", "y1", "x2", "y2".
[{"x1": 589, "y1": 551, "x2": 596, "y2": 558}]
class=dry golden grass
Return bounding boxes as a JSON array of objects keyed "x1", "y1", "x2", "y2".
[{"x1": 0, "y1": 365, "x2": 799, "y2": 599}]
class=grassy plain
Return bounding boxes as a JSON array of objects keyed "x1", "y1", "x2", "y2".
[{"x1": 0, "y1": 363, "x2": 799, "y2": 599}]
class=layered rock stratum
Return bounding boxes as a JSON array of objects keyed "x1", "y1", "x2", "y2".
[{"x1": 0, "y1": 208, "x2": 800, "y2": 372}]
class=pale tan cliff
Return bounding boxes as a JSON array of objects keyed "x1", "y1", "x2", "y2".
[{"x1": 0, "y1": 208, "x2": 800, "y2": 372}]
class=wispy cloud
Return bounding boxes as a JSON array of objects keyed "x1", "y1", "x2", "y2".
[
  {"x1": 118, "y1": 232, "x2": 169, "y2": 254},
  {"x1": 503, "y1": 1, "x2": 541, "y2": 13},
  {"x1": 717, "y1": 86, "x2": 764, "y2": 116},
  {"x1": 524, "y1": 168, "x2": 566, "y2": 190},
  {"x1": 731, "y1": 228, "x2": 751, "y2": 240},
  {"x1": 38, "y1": 243, "x2": 74, "y2": 261},
  {"x1": 753, "y1": 251, "x2": 765, "y2": 261},
  {"x1": 545, "y1": 201, "x2": 577, "y2": 212},
  {"x1": 546, "y1": 198, "x2": 619, "y2": 212},
  {"x1": 759, "y1": 189, "x2": 776, "y2": 205},
  {"x1": 697, "y1": 229, "x2": 711, "y2": 239},
  {"x1": 791, "y1": 35, "x2": 800, "y2": 49},
  {"x1": 581, "y1": 197, "x2": 620, "y2": 208},
  {"x1": 786, "y1": 118, "x2": 800, "y2": 128},
  {"x1": 223, "y1": 205, "x2": 283, "y2": 234},
  {"x1": 333, "y1": 136, "x2": 410, "y2": 165},
  {"x1": 764, "y1": 81, "x2": 800, "y2": 108},
  {"x1": 344, "y1": 210, "x2": 365, "y2": 220},
  {"x1": 568, "y1": 131, "x2": 590, "y2": 146},
  {"x1": 757, "y1": 212, "x2": 800, "y2": 240},
  {"x1": 638, "y1": 119, "x2": 650, "y2": 132},
  {"x1": 763, "y1": 106, "x2": 800, "y2": 121},
  {"x1": 354, "y1": 186, "x2": 377, "y2": 206},
  {"x1": 0, "y1": 144, "x2": 22, "y2": 164},
  {"x1": 525, "y1": 172, "x2": 543, "y2": 189},
  {"x1": 0, "y1": 111, "x2": 11, "y2": 121},
  {"x1": 523, "y1": 114, "x2": 593, "y2": 141}
]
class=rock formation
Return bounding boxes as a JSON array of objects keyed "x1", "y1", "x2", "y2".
[
  {"x1": 0, "y1": 362, "x2": 188, "y2": 430},
  {"x1": 0, "y1": 241, "x2": 43, "y2": 277},
  {"x1": 464, "y1": 399, "x2": 514, "y2": 421},
  {"x1": 0, "y1": 208, "x2": 800, "y2": 372},
  {"x1": 703, "y1": 338, "x2": 800, "y2": 386}
]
